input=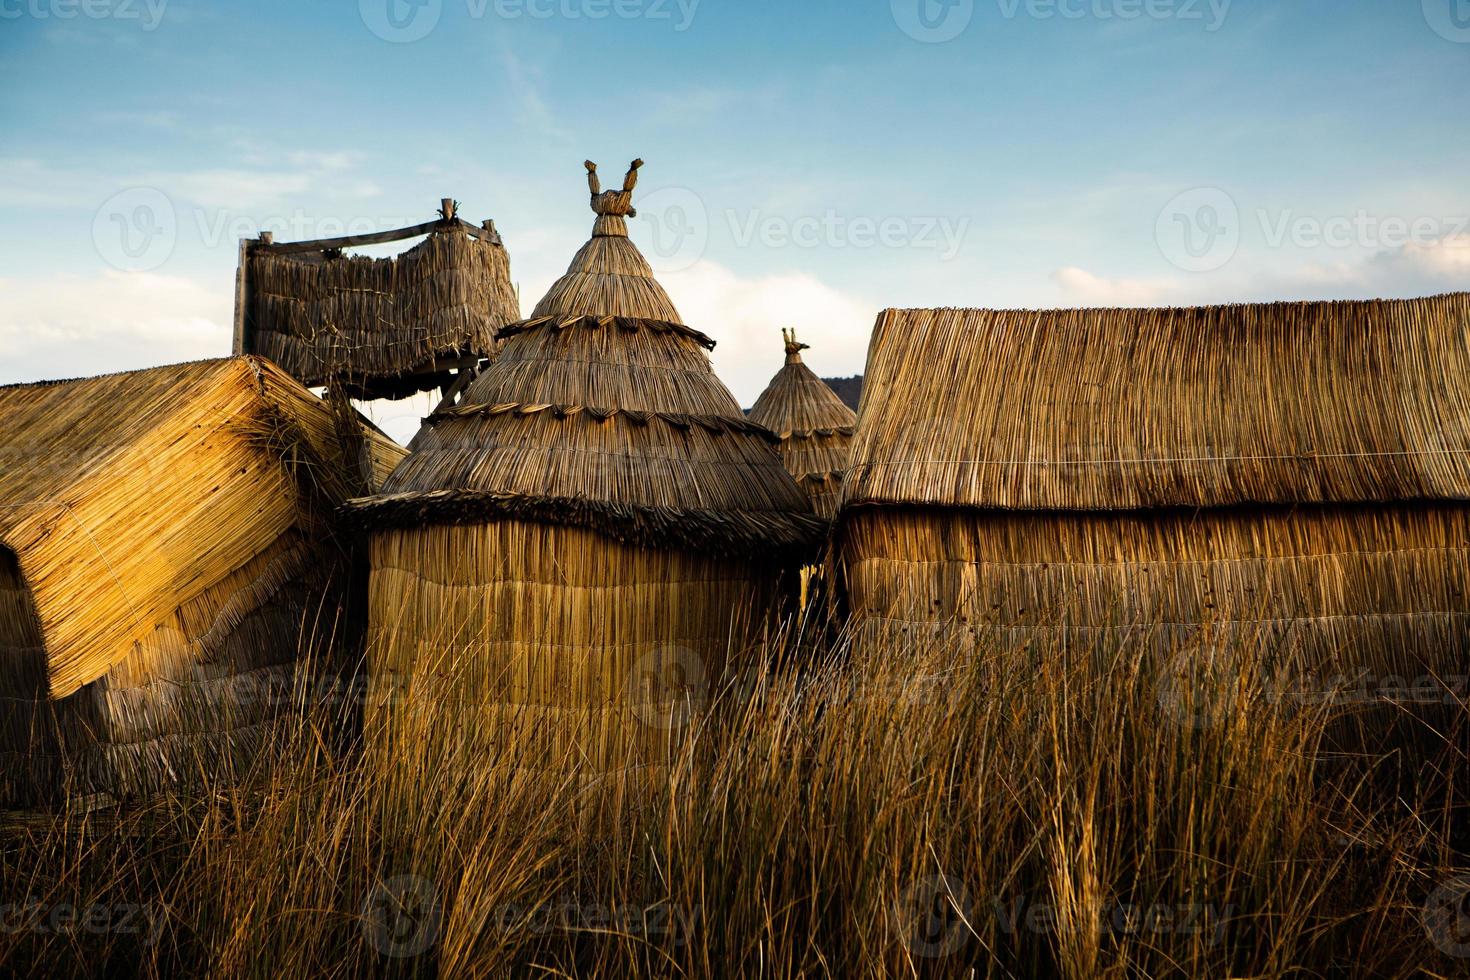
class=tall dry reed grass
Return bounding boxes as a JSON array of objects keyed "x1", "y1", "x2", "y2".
[{"x1": 1, "y1": 603, "x2": 1466, "y2": 978}]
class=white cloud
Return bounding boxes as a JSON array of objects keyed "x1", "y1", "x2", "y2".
[
  {"x1": 660, "y1": 261, "x2": 878, "y2": 406},
  {"x1": 0, "y1": 271, "x2": 231, "y2": 384},
  {"x1": 1054, "y1": 237, "x2": 1470, "y2": 308}
]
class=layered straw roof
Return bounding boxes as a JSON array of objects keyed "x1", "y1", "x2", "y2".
[
  {"x1": 0, "y1": 357, "x2": 404, "y2": 699},
  {"x1": 845, "y1": 295, "x2": 1470, "y2": 511},
  {"x1": 247, "y1": 227, "x2": 520, "y2": 397},
  {"x1": 351, "y1": 160, "x2": 822, "y2": 560},
  {"x1": 748, "y1": 329, "x2": 858, "y2": 520}
]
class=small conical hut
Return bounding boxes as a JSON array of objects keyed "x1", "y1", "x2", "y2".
[
  {"x1": 239, "y1": 203, "x2": 520, "y2": 400},
  {"x1": 0, "y1": 358, "x2": 404, "y2": 805},
  {"x1": 748, "y1": 329, "x2": 858, "y2": 520},
  {"x1": 348, "y1": 160, "x2": 823, "y2": 770}
]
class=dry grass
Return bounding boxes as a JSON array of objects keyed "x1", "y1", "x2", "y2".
[{"x1": 1, "y1": 603, "x2": 1465, "y2": 979}]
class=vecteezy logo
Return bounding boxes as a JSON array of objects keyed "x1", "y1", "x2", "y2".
[
  {"x1": 892, "y1": 0, "x2": 974, "y2": 42},
  {"x1": 362, "y1": 874, "x2": 441, "y2": 958},
  {"x1": 629, "y1": 645, "x2": 707, "y2": 731},
  {"x1": 1156, "y1": 187, "x2": 1240, "y2": 273},
  {"x1": 1424, "y1": 875, "x2": 1470, "y2": 958},
  {"x1": 359, "y1": 0, "x2": 442, "y2": 42},
  {"x1": 893, "y1": 874, "x2": 974, "y2": 958},
  {"x1": 92, "y1": 187, "x2": 177, "y2": 272},
  {"x1": 634, "y1": 186, "x2": 709, "y2": 274},
  {"x1": 1424, "y1": 0, "x2": 1470, "y2": 42}
]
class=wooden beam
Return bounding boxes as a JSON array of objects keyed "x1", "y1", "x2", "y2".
[
  {"x1": 248, "y1": 217, "x2": 501, "y2": 255},
  {"x1": 231, "y1": 237, "x2": 251, "y2": 356}
]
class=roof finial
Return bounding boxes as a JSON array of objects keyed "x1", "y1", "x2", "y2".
[
  {"x1": 783, "y1": 328, "x2": 809, "y2": 364},
  {"x1": 587, "y1": 158, "x2": 643, "y2": 219}
]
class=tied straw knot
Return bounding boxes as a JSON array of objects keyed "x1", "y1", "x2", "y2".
[
  {"x1": 586, "y1": 158, "x2": 644, "y2": 218},
  {"x1": 782, "y1": 327, "x2": 809, "y2": 363}
]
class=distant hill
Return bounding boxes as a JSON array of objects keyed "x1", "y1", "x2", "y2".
[{"x1": 821, "y1": 375, "x2": 864, "y2": 413}]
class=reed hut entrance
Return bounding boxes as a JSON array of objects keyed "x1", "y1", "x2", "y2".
[
  {"x1": 234, "y1": 199, "x2": 520, "y2": 404},
  {"x1": 348, "y1": 161, "x2": 823, "y2": 773}
]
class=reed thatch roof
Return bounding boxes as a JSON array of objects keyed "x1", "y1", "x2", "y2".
[
  {"x1": 0, "y1": 357, "x2": 404, "y2": 700},
  {"x1": 246, "y1": 226, "x2": 519, "y2": 398},
  {"x1": 748, "y1": 329, "x2": 858, "y2": 520},
  {"x1": 844, "y1": 295, "x2": 1470, "y2": 511},
  {"x1": 350, "y1": 160, "x2": 823, "y2": 560}
]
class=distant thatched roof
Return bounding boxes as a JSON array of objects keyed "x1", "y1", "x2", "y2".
[
  {"x1": 748, "y1": 329, "x2": 858, "y2": 520},
  {"x1": 246, "y1": 226, "x2": 520, "y2": 397},
  {"x1": 0, "y1": 357, "x2": 404, "y2": 698},
  {"x1": 844, "y1": 295, "x2": 1470, "y2": 511},
  {"x1": 348, "y1": 161, "x2": 822, "y2": 559}
]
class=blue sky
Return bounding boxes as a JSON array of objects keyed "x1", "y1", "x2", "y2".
[{"x1": 2, "y1": 0, "x2": 1468, "y2": 440}]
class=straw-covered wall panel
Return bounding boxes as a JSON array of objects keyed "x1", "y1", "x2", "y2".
[
  {"x1": 841, "y1": 504, "x2": 1470, "y2": 679},
  {"x1": 248, "y1": 231, "x2": 519, "y2": 389},
  {"x1": 367, "y1": 520, "x2": 780, "y2": 770},
  {"x1": 845, "y1": 296, "x2": 1470, "y2": 511}
]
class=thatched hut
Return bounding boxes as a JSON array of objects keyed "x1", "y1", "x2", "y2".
[
  {"x1": 348, "y1": 160, "x2": 823, "y2": 770},
  {"x1": 0, "y1": 357, "x2": 404, "y2": 805},
  {"x1": 239, "y1": 203, "x2": 520, "y2": 400},
  {"x1": 748, "y1": 329, "x2": 858, "y2": 521},
  {"x1": 839, "y1": 297, "x2": 1470, "y2": 689}
]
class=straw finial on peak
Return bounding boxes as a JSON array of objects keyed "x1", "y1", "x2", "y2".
[
  {"x1": 587, "y1": 158, "x2": 644, "y2": 219},
  {"x1": 782, "y1": 328, "x2": 810, "y2": 364}
]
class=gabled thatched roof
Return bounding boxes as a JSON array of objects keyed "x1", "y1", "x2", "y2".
[
  {"x1": 748, "y1": 329, "x2": 858, "y2": 520},
  {"x1": 349, "y1": 160, "x2": 823, "y2": 559},
  {"x1": 0, "y1": 357, "x2": 404, "y2": 698},
  {"x1": 844, "y1": 295, "x2": 1470, "y2": 511}
]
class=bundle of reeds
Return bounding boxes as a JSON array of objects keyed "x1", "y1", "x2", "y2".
[
  {"x1": 348, "y1": 160, "x2": 823, "y2": 771},
  {"x1": 748, "y1": 329, "x2": 858, "y2": 520},
  {"x1": 838, "y1": 296, "x2": 1470, "y2": 695},
  {"x1": 0, "y1": 357, "x2": 405, "y2": 804},
  {"x1": 247, "y1": 229, "x2": 519, "y2": 395}
]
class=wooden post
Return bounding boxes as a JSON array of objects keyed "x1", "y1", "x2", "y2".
[
  {"x1": 231, "y1": 237, "x2": 250, "y2": 356},
  {"x1": 440, "y1": 198, "x2": 457, "y2": 221},
  {"x1": 258, "y1": 230, "x2": 274, "y2": 245}
]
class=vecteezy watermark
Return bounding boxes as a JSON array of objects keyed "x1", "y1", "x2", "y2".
[
  {"x1": 891, "y1": 0, "x2": 976, "y2": 43},
  {"x1": 0, "y1": 900, "x2": 160, "y2": 943},
  {"x1": 1256, "y1": 210, "x2": 1470, "y2": 252},
  {"x1": 635, "y1": 185, "x2": 710, "y2": 274},
  {"x1": 93, "y1": 187, "x2": 177, "y2": 273},
  {"x1": 892, "y1": 876, "x2": 1232, "y2": 957},
  {"x1": 893, "y1": 0, "x2": 1228, "y2": 42},
  {"x1": 996, "y1": 0, "x2": 1230, "y2": 30},
  {"x1": 894, "y1": 874, "x2": 975, "y2": 958},
  {"x1": 362, "y1": 874, "x2": 442, "y2": 959},
  {"x1": 1155, "y1": 187, "x2": 1240, "y2": 273},
  {"x1": 1423, "y1": 0, "x2": 1470, "y2": 43},
  {"x1": 0, "y1": 0, "x2": 167, "y2": 30},
  {"x1": 359, "y1": 0, "x2": 698, "y2": 42},
  {"x1": 1158, "y1": 187, "x2": 1470, "y2": 273},
  {"x1": 1424, "y1": 875, "x2": 1470, "y2": 958},
  {"x1": 632, "y1": 189, "x2": 971, "y2": 270},
  {"x1": 91, "y1": 191, "x2": 424, "y2": 272},
  {"x1": 726, "y1": 210, "x2": 970, "y2": 260},
  {"x1": 629, "y1": 645, "x2": 707, "y2": 731}
]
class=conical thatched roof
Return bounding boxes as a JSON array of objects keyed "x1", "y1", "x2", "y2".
[
  {"x1": 748, "y1": 329, "x2": 858, "y2": 520},
  {"x1": 350, "y1": 160, "x2": 823, "y2": 560}
]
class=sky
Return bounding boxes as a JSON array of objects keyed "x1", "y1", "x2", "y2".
[{"x1": 2, "y1": 0, "x2": 1468, "y2": 442}]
